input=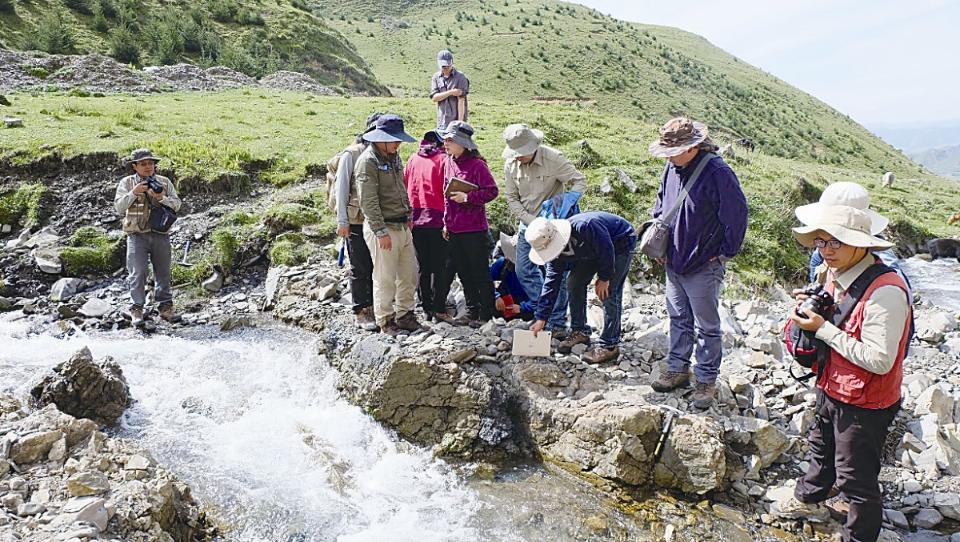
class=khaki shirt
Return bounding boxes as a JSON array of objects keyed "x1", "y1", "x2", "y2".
[
  {"x1": 814, "y1": 255, "x2": 910, "y2": 375},
  {"x1": 113, "y1": 174, "x2": 182, "y2": 234},
  {"x1": 503, "y1": 145, "x2": 587, "y2": 225},
  {"x1": 356, "y1": 144, "x2": 410, "y2": 236}
]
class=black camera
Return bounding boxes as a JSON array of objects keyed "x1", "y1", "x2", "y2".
[
  {"x1": 795, "y1": 283, "x2": 836, "y2": 318},
  {"x1": 145, "y1": 176, "x2": 163, "y2": 194}
]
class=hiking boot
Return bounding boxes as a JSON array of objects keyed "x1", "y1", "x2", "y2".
[
  {"x1": 451, "y1": 315, "x2": 473, "y2": 327},
  {"x1": 692, "y1": 381, "x2": 716, "y2": 409},
  {"x1": 129, "y1": 306, "x2": 145, "y2": 328},
  {"x1": 395, "y1": 312, "x2": 421, "y2": 332},
  {"x1": 582, "y1": 346, "x2": 620, "y2": 364},
  {"x1": 548, "y1": 327, "x2": 570, "y2": 341},
  {"x1": 158, "y1": 304, "x2": 181, "y2": 323},
  {"x1": 558, "y1": 331, "x2": 591, "y2": 354},
  {"x1": 356, "y1": 307, "x2": 378, "y2": 331},
  {"x1": 433, "y1": 312, "x2": 455, "y2": 325},
  {"x1": 770, "y1": 495, "x2": 830, "y2": 523},
  {"x1": 651, "y1": 370, "x2": 691, "y2": 392},
  {"x1": 380, "y1": 319, "x2": 401, "y2": 336}
]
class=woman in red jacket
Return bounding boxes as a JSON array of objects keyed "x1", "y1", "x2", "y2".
[
  {"x1": 442, "y1": 121, "x2": 499, "y2": 326},
  {"x1": 404, "y1": 131, "x2": 454, "y2": 323}
]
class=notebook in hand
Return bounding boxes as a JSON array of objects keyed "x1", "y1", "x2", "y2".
[{"x1": 445, "y1": 177, "x2": 479, "y2": 197}]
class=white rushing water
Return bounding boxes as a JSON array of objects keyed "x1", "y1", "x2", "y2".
[
  {"x1": 900, "y1": 256, "x2": 960, "y2": 313},
  {"x1": 0, "y1": 318, "x2": 510, "y2": 542}
]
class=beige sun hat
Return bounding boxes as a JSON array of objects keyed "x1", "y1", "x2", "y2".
[
  {"x1": 795, "y1": 181, "x2": 889, "y2": 235},
  {"x1": 792, "y1": 205, "x2": 894, "y2": 249},
  {"x1": 524, "y1": 217, "x2": 572, "y2": 265},
  {"x1": 502, "y1": 124, "x2": 544, "y2": 160},
  {"x1": 499, "y1": 231, "x2": 518, "y2": 264},
  {"x1": 648, "y1": 117, "x2": 708, "y2": 158}
]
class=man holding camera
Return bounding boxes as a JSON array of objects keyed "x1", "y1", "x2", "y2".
[
  {"x1": 778, "y1": 203, "x2": 911, "y2": 542},
  {"x1": 114, "y1": 148, "x2": 182, "y2": 327}
]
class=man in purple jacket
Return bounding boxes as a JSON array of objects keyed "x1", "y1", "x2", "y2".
[{"x1": 648, "y1": 118, "x2": 748, "y2": 409}]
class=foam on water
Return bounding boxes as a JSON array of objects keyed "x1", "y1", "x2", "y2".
[{"x1": 0, "y1": 320, "x2": 498, "y2": 541}]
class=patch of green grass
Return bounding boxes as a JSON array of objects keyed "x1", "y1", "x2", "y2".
[
  {"x1": 263, "y1": 202, "x2": 320, "y2": 234},
  {"x1": 0, "y1": 182, "x2": 45, "y2": 228},
  {"x1": 60, "y1": 226, "x2": 125, "y2": 276},
  {"x1": 269, "y1": 232, "x2": 314, "y2": 266}
]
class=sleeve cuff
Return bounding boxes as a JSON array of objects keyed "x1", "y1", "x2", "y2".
[{"x1": 815, "y1": 322, "x2": 841, "y2": 342}]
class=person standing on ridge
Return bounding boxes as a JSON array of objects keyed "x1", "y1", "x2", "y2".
[{"x1": 430, "y1": 50, "x2": 469, "y2": 131}]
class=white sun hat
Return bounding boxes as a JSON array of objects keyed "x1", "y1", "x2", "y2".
[
  {"x1": 792, "y1": 205, "x2": 894, "y2": 249},
  {"x1": 523, "y1": 217, "x2": 572, "y2": 265},
  {"x1": 795, "y1": 181, "x2": 889, "y2": 235}
]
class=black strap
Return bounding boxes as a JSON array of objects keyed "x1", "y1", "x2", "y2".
[{"x1": 800, "y1": 262, "x2": 894, "y2": 385}]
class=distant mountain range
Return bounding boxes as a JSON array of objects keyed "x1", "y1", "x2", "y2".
[
  {"x1": 911, "y1": 145, "x2": 960, "y2": 180},
  {"x1": 871, "y1": 120, "x2": 960, "y2": 153}
]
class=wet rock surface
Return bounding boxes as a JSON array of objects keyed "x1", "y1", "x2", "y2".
[
  {"x1": 0, "y1": 397, "x2": 214, "y2": 541},
  {"x1": 30, "y1": 347, "x2": 132, "y2": 426}
]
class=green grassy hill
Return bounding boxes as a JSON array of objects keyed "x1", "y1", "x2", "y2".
[
  {"x1": 302, "y1": 0, "x2": 916, "y2": 174},
  {"x1": 0, "y1": 0, "x2": 387, "y2": 94}
]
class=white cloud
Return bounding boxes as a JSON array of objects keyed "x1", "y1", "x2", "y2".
[{"x1": 575, "y1": 0, "x2": 959, "y2": 126}]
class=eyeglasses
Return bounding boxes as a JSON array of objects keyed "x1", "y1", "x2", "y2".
[{"x1": 813, "y1": 237, "x2": 843, "y2": 250}]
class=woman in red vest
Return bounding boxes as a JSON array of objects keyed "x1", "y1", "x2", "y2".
[{"x1": 777, "y1": 203, "x2": 911, "y2": 542}]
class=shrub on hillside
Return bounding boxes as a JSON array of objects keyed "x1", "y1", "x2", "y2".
[
  {"x1": 0, "y1": 0, "x2": 15, "y2": 14},
  {"x1": 64, "y1": 0, "x2": 93, "y2": 15},
  {"x1": 107, "y1": 25, "x2": 140, "y2": 64},
  {"x1": 142, "y1": 10, "x2": 185, "y2": 65},
  {"x1": 235, "y1": 8, "x2": 264, "y2": 26},
  {"x1": 208, "y1": 0, "x2": 237, "y2": 22},
  {"x1": 34, "y1": 12, "x2": 76, "y2": 54},
  {"x1": 96, "y1": 0, "x2": 117, "y2": 18}
]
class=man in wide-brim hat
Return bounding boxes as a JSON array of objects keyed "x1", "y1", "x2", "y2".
[
  {"x1": 525, "y1": 210, "x2": 637, "y2": 364},
  {"x1": 114, "y1": 148, "x2": 182, "y2": 326},
  {"x1": 774, "y1": 204, "x2": 911, "y2": 542},
  {"x1": 647, "y1": 117, "x2": 748, "y2": 410},
  {"x1": 356, "y1": 114, "x2": 422, "y2": 335},
  {"x1": 502, "y1": 123, "x2": 587, "y2": 342}
]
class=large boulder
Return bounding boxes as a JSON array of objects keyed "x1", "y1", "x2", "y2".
[
  {"x1": 653, "y1": 415, "x2": 727, "y2": 494},
  {"x1": 31, "y1": 347, "x2": 132, "y2": 426},
  {"x1": 328, "y1": 334, "x2": 520, "y2": 458}
]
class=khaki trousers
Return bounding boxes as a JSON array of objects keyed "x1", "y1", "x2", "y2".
[{"x1": 363, "y1": 223, "x2": 417, "y2": 326}]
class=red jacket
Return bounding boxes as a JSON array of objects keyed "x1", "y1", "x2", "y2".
[
  {"x1": 819, "y1": 272, "x2": 910, "y2": 409},
  {"x1": 405, "y1": 144, "x2": 446, "y2": 229}
]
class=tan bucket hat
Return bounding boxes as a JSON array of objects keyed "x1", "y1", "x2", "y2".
[
  {"x1": 795, "y1": 181, "x2": 888, "y2": 235},
  {"x1": 502, "y1": 124, "x2": 544, "y2": 159},
  {"x1": 792, "y1": 205, "x2": 894, "y2": 249},
  {"x1": 649, "y1": 117, "x2": 708, "y2": 158},
  {"x1": 524, "y1": 217, "x2": 572, "y2": 265}
]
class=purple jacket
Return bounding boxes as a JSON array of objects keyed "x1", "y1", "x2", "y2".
[
  {"x1": 653, "y1": 152, "x2": 748, "y2": 275},
  {"x1": 443, "y1": 154, "x2": 498, "y2": 234}
]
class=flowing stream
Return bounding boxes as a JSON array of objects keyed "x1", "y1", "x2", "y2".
[
  {"x1": 900, "y1": 256, "x2": 960, "y2": 313},
  {"x1": 0, "y1": 317, "x2": 651, "y2": 542}
]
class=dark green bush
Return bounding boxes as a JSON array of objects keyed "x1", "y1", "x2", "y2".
[
  {"x1": 108, "y1": 25, "x2": 140, "y2": 64},
  {"x1": 0, "y1": 0, "x2": 16, "y2": 14},
  {"x1": 64, "y1": 0, "x2": 92, "y2": 15},
  {"x1": 35, "y1": 12, "x2": 76, "y2": 54}
]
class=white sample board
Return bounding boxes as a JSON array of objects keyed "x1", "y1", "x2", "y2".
[{"x1": 512, "y1": 330, "x2": 552, "y2": 357}]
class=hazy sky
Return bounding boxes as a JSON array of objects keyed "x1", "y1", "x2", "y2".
[{"x1": 575, "y1": 0, "x2": 959, "y2": 128}]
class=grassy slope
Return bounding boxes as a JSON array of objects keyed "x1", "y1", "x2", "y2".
[
  {"x1": 2, "y1": 90, "x2": 958, "y2": 290},
  {"x1": 305, "y1": 0, "x2": 916, "y2": 176},
  {"x1": 0, "y1": 0, "x2": 388, "y2": 94}
]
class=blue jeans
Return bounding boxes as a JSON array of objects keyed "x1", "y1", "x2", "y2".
[
  {"x1": 568, "y1": 251, "x2": 633, "y2": 348},
  {"x1": 516, "y1": 226, "x2": 568, "y2": 330},
  {"x1": 665, "y1": 260, "x2": 725, "y2": 384}
]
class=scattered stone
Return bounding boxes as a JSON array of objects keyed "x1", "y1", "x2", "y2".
[
  {"x1": 67, "y1": 471, "x2": 110, "y2": 496},
  {"x1": 3, "y1": 117, "x2": 22, "y2": 128},
  {"x1": 78, "y1": 298, "x2": 112, "y2": 318},
  {"x1": 202, "y1": 269, "x2": 225, "y2": 293},
  {"x1": 49, "y1": 278, "x2": 84, "y2": 302},
  {"x1": 912, "y1": 507, "x2": 943, "y2": 529},
  {"x1": 220, "y1": 315, "x2": 254, "y2": 332},
  {"x1": 259, "y1": 71, "x2": 336, "y2": 95},
  {"x1": 32, "y1": 247, "x2": 63, "y2": 274}
]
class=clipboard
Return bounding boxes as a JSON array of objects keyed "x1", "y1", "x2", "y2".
[
  {"x1": 445, "y1": 177, "x2": 479, "y2": 197},
  {"x1": 512, "y1": 329, "x2": 552, "y2": 357}
]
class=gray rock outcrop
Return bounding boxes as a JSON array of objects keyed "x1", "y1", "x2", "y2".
[{"x1": 30, "y1": 347, "x2": 131, "y2": 426}]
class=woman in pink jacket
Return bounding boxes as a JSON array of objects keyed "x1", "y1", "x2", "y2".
[{"x1": 442, "y1": 121, "x2": 499, "y2": 326}]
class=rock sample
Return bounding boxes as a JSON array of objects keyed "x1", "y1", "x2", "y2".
[{"x1": 31, "y1": 347, "x2": 132, "y2": 426}]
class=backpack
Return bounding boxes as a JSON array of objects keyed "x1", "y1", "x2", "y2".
[
  {"x1": 325, "y1": 143, "x2": 366, "y2": 217},
  {"x1": 785, "y1": 262, "x2": 912, "y2": 382}
]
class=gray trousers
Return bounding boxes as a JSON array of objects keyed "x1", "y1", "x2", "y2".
[{"x1": 126, "y1": 232, "x2": 173, "y2": 308}]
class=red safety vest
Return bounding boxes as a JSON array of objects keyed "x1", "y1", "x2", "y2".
[{"x1": 818, "y1": 272, "x2": 910, "y2": 409}]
